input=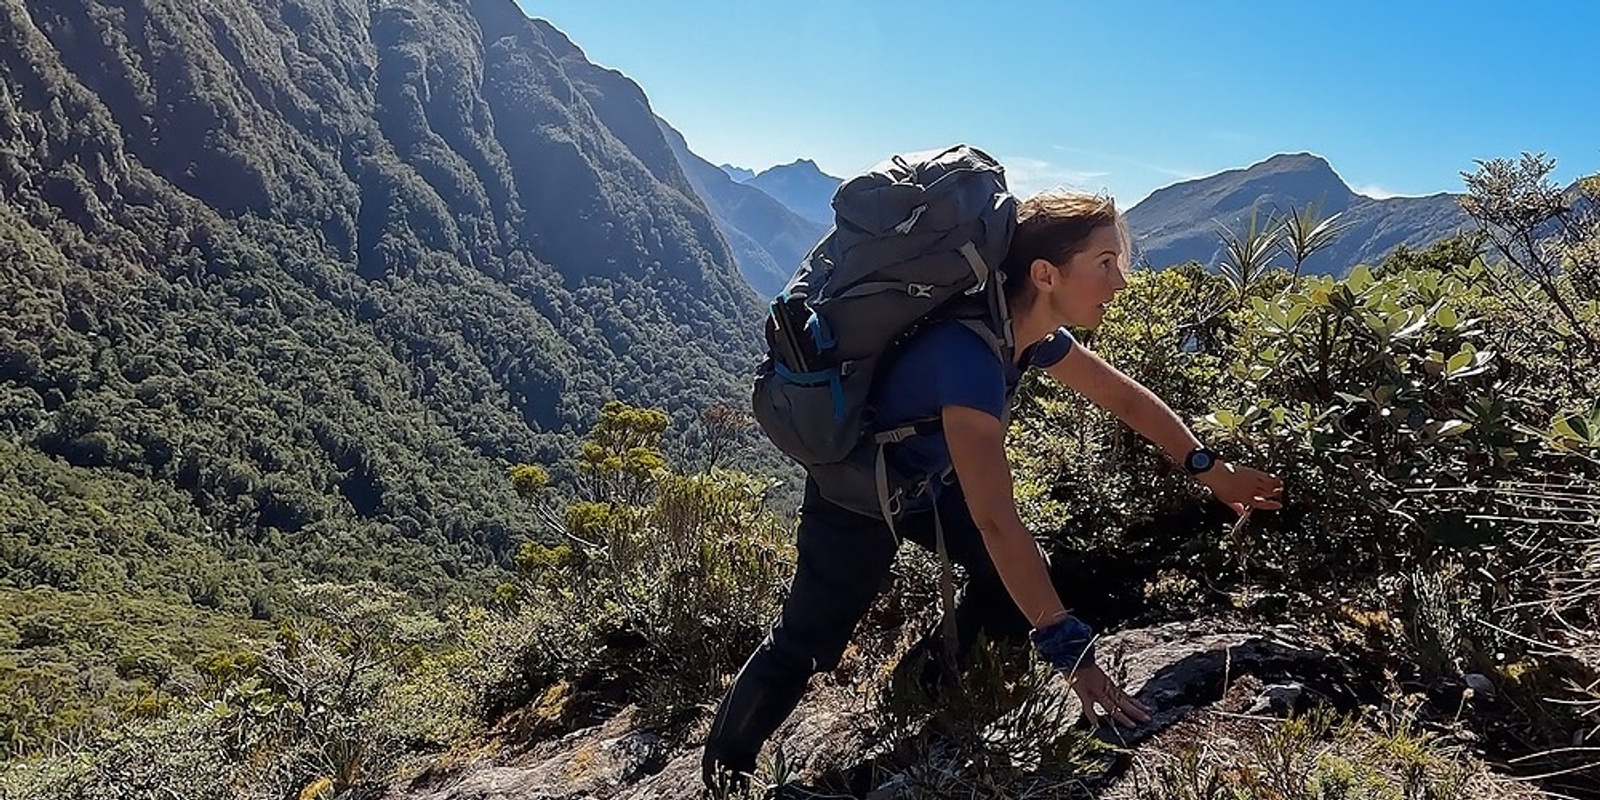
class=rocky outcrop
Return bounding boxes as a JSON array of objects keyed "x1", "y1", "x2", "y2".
[{"x1": 384, "y1": 621, "x2": 1363, "y2": 799}]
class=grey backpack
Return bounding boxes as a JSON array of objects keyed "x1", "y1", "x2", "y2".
[{"x1": 752, "y1": 144, "x2": 1018, "y2": 522}]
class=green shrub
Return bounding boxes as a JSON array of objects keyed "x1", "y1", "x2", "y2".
[
  {"x1": 1199, "y1": 263, "x2": 1522, "y2": 575},
  {"x1": 0, "y1": 582, "x2": 435, "y2": 798},
  {"x1": 418, "y1": 401, "x2": 796, "y2": 732}
]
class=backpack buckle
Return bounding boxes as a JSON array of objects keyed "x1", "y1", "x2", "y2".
[
  {"x1": 894, "y1": 204, "x2": 927, "y2": 234},
  {"x1": 907, "y1": 283, "x2": 933, "y2": 298}
]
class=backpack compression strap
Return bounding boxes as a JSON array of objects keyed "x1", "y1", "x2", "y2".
[
  {"x1": 872, "y1": 421, "x2": 964, "y2": 693},
  {"x1": 871, "y1": 418, "x2": 943, "y2": 544}
]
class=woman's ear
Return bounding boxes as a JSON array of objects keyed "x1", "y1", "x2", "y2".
[{"x1": 1030, "y1": 258, "x2": 1057, "y2": 292}]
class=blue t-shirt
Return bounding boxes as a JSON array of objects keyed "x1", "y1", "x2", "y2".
[{"x1": 869, "y1": 320, "x2": 1075, "y2": 510}]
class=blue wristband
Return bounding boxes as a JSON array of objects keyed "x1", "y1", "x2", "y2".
[{"x1": 1030, "y1": 615, "x2": 1097, "y2": 672}]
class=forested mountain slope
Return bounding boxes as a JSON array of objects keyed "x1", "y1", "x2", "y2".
[{"x1": 0, "y1": 0, "x2": 762, "y2": 611}]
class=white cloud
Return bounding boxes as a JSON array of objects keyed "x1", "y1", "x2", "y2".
[
  {"x1": 1000, "y1": 156, "x2": 1112, "y2": 199},
  {"x1": 1354, "y1": 183, "x2": 1401, "y2": 199},
  {"x1": 1355, "y1": 184, "x2": 1443, "y2": 200},
  {"x1": 1048, "y1": 145, "x2": 1201, "y2": 180}
]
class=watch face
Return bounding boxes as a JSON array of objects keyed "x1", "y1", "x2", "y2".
[{"x1": 1188, "y1": 450, "x2": 1215, "y2": 472}]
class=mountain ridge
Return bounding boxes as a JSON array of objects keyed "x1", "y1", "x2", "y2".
[
  {"x1": 719, "y1": 163, "x2": 756, "y2": 182},
  {"x1": 658, "y1": 121, "x2": 827, "y2": 296},
  {"x1": 1126, "y1": 152, "x2": 1471, "y2": 274},
  {"x1": 746, "y1": 158, "x2": 843, "y2": 226},
  {"x1": 698, "y1": 149, "x2": 1466, "y2": 276}
]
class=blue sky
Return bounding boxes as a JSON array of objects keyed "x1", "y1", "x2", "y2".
[{"x1": 517, "y1": 1, "x2": 1598, "y2": 205}]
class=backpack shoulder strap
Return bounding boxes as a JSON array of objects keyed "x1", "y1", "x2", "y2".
[
  {"x1": 955, "y1": 249, "x2": 1015, "y2": 363},
  {"x1": 956, "y1": 317, "x2": 1011, "y2": 365}
]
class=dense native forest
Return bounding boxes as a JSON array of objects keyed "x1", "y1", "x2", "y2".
[
  {"x1": 0, "y1": 0, "x2": 766, "y2": 772},
  {"x1": 0, "y1": 0, "x2": 1596, "y2": 798}
]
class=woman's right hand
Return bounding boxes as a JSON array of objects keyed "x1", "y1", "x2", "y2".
[{"x1": 1200, "y1": 461, "x2": 1284, "y2": 515}]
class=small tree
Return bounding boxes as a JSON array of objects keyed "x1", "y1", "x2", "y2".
[
  {"x1": 495, "y1": 401, "x2": 795, "y2": 727},
  {"x1": 575, "y1": 400, "x2": 670, "y2": 505},
  {"x1": 693, "y1": 403, "x2": 754, "y2": 472},
  {"x1": 1461, "y1": 153, "x2": 1600, "y2": 361}
]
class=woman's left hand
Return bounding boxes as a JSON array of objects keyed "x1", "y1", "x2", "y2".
[
  {"x1": 1199, "y1": 462, "x2": 1284, "y2": 515},
  {"x1": 1067, "y1": 664, "x2": 1151, "y2": 728}
]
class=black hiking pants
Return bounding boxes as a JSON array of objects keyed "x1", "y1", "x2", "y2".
[{"x1": 701, "y1": 477, "x2": 1032, "y2": 783}]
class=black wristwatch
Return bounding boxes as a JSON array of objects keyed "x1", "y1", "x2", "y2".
[{"x1": 1183, "y1": 447, "x2": 1221, "y2": 475}]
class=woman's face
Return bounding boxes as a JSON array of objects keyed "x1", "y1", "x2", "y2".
[{"x1": 1040, "y1": 224, "x2": 1129, "y2": 329}]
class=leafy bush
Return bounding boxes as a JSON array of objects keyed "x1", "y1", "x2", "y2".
[
  {"x1": 1198, "y1": 263, "x2": 1522, "y2": 580},
  {"x1": 427, "y1": 401, "x2": 796, "y2": 730}
]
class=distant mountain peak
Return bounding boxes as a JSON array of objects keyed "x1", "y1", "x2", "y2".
[
  {"x1": 746, "y1": 159, "x2": 843, "y2": 227},
  {"x1": 756, "y1": 158, "x2": 825, "y2": 179},
  {"x1": 660, "y1": 120, "x2": 828, "y2": 295},
  {"x1": 1127, "y1": 153, "x2": 1469, "y2": 276},
  {"x1": 1246, "y1": 152, "x2": 1345, "y2": 189},
  {"x1": 1147, "y1": 152, "x2": 1348, "y2": 208},
  {"x1": 719, "y1": 163, "x2": 755, "y2": 183},
  {"x1": 1256, "y1": 151, "x2": 1334, "y2": 169}
]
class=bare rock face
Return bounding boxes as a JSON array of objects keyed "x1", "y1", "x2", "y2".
[
  {"x1": 1085, "y1": 621, "x2": 1349, "y2": 745},
  {"x1": 381, "y1": 621, "x2": 1355, "y2": 800},
  {"x1": 391, "y1": 708, "x2": 668, "y2": 800}
]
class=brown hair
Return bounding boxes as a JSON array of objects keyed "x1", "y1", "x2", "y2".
[{"x1": 1000, "y1": 190, "x2": 1128, "y2": 307}]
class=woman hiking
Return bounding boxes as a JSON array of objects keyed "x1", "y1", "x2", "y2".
[{"x1": 704, "y1": 185, "x2": 1286, "y2": 789}]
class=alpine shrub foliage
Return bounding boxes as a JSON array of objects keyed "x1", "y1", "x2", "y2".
[
  {"x1": 1201, "y1": 262, "x2": 1518, "y2": 577},
  {"x1": 0, "y1": 403, "x2": 795, "y2": 796},
  {"x1": 0, "y1": 582, "x2": 440, "y2": 799},
  {"x1": 470, "y1": 401, "x2": 795, "y2": 727}
]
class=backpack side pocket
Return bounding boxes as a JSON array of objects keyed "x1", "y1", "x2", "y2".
[{"x1": 751, "y1": 359, "x2": 862, "y2": 466}]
